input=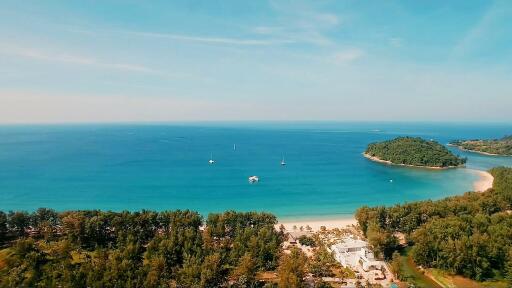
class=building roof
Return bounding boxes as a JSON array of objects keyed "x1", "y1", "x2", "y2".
[{"x1": 332, "y1": 237, "x2": 368, "y2": 250}]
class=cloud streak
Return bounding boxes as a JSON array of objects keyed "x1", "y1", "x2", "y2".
[
  {"x1": 0, "y1": 44, "x2": 156, "y2": 73},
  {"x1": 452, "y1": 0, "x2": 511, "y2": 57},
  {"x1": 334, "y1": 49, "x2": 364, "y2": 64},
  {"x1": 114, "y1": 30, "x2": 296, "y2": 46}
]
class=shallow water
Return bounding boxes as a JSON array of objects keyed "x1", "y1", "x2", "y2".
[{"x1": 0, "y1": 122, "x2": 511, "y2": 219}]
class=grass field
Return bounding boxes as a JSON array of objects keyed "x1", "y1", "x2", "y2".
[
  {"x1": 398, "y1": 248, "x2": 509, "y2": 288},
  {"x1": 398, "y1": 248, "x2": 442, "y2": 288},
  {"x1": 428, "y1": 268, "x2": 509, "y2": 288}
]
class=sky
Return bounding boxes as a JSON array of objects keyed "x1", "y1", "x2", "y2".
[{"x1": 0, "y1": 0, "x2": 511, "y2": 123}]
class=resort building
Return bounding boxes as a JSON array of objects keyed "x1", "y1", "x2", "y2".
[{"x1": 331, "y1": 236, "x2": 386, "y2": 271}]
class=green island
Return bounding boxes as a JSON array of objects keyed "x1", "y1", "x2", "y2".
[
  {"x1": 356, "y1": 166, "x2": 512, "y2": 287},
  {"x1": 449, "y1": 135, "x2": 512, "y2": 156},
  {"x1": 365, "y1": 137, "x2": 467, "y2": 168}
]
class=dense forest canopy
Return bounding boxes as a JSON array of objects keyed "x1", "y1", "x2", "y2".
[
  {"x1": 0, "y1": 210, "x2": 283, "y2": 287},
  {"x1": 450, "y1": 135, "x2": 512, "y2": 156},
  {"x1": 356, "y1": 167, "x2": 512, "y2": 282},
  {"x1": 365, "y1": 137, "x2": 466, "y2": 168}
]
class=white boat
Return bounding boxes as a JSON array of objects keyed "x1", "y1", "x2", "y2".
[
  {"x1": 248, "y1": 176, "x2": 259, "y2": 183},
  {"x1": 281, "y1": 157, "x2": 286, "y2": 166},
  {"x1": 208, "y1": 153, "x2": 215, "y2": 164}
]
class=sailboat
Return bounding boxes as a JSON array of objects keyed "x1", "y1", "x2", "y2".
[
  {"x1": 208, "y1": 153, "x2": 215, "y2": 164},
  {"x1": 281, "y1": 156, "x2": 286, "y2": 166}
]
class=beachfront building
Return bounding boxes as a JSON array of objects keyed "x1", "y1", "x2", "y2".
[{"x1": 331, "y1": 237, "x2": 385, "y2": 271}]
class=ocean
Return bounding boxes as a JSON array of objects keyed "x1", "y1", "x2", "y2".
[{"x1": 0, "y1": 122, "x2": 511, "y2": 220}]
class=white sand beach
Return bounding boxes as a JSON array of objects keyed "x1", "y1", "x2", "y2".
[
  {"x1": 275, "y1": 169, "x2": 494, "y2": 232},
  {"x1": 276, "y1": 217, "x2": 357, "y2": 232},
  {"x1": 363, "y1": 153, "x2": 461, "y2": 169},
  {"x1": 473, "y1": 170, "x2": 494, "y2": 192}
]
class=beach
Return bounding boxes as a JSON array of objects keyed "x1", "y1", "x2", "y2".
[
  {"x1": 363, "y1": 153, "x2": 461, "y2": 169},
  {"x1": 275, "y1": 168, "x2": 494, "y2": 232},
  {"x1": 276, "y1": 217, "x2": 357, "y2": 232},
  {"x1": 473, "y1": 170, "x2": 494, "y2": 192},
  {"x1": 447, "y1": 144, "x2": 512, "y2": 157}
]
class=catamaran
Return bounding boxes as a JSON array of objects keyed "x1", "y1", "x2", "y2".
[{"x1": 248, "y1": 176, "x2": 259, "y2": 183}]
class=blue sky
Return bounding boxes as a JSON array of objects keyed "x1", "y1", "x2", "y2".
[{"x1": 0, "y1": 0, "x2": 511, "y2": 123}]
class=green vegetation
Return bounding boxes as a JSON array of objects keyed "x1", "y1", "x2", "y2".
[
  {"x1": 394, "y1": 247, "x2": 442, "y2": 288},
  {"x1": 297, "y1": 235, "x2": 316, "y2": 247},
  {"x1": 356, "y1": 167, "x2": 512, "y2": 284},
  {"x1": 450, "y1": 135, "x2": 512, "y2": 156},
  {"x1": 365, "y1": 137, "x2": 466, "y2": 168},
  {"x1": 277, "y1": 247, "x2": 307, "y2": 288},
  {"x1": 0, "y1": 210, "x2": 283, "y2": 287},
  {"x1": 0, "y1": 208, "x2": 348, "y2": 287}
]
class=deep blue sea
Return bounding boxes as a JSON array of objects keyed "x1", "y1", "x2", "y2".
[{"x1": 0, "y1": 122, "x2": 511, "y2": 220}]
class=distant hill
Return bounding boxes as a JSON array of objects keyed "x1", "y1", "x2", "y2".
[
  {"x1": 449, "y1": 135, "x2": 512, "y2": 156},
  {"x1": 365, "y1": 137, "x2": 466, "y2": 168}
]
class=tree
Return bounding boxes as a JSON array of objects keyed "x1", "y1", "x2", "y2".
[
  {"x1": 309, "y1": 247, "x2": 335, "y2": 277},
  {"x1": 177, "y1": 254, "x2": 202, "y2": 287},
  {"x1": 200, "y1": 253, "x2": 226, "y2": 288},
  {"x1": 504, "y1": 249, "x2": 512, "y2": 284},
  {"x1": 278, "y1": 248, "x2": 307, "y2": 288},
  {"x1": 0, "y1": 209, "x2": 285, "y2": 287},
  {"x1": 366, "y1": 222, "x2": 399, "y2": 259},
  {"x1": 314, "y1": 280, "x2": 333, "y2": 287},
  {"x1": 232, "y1": 252, "x2": 257, "y2": 287},
  {"x1": 0, "y1": 211, "x2": 7, "y2": 243},
  {"x1": 298, "y1": 235, "x2": 316, "y2": 247},
  {"x1": 390, "y1": 251, "x2": 401, "y2": 280},
  {"x1": 8, "y1": 211, "x2": 30, "y2": 237}
]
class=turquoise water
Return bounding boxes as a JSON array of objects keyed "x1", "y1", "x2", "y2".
[{"x1": 0, "y1": 122, "x2": 511, "y2": 220}]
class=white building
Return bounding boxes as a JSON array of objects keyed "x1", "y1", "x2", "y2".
[{"x1": 331, "y1": 237, "x2": 385, "y2": 271}]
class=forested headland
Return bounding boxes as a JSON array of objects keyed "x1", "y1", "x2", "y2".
[
  {"x1": 356, "y1": 166, "x2": 512, "y2": 283},
  {"x1": 450, "y1": 135, "x2": 512, "y2": 156},
  {"x1": 365, "y1": 137, "x2": 466, "y2": 168}
]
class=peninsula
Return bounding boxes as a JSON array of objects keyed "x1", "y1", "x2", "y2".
[
  {"x1": 364, "y1": 137, "x2": 466, "y2": 168},
  {"x1": 449, "y1": 135, "x2": 512, "y2": 156}
]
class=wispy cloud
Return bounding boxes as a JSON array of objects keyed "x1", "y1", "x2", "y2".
[
  {"x1": 251, "y1": 25, "x2": 331, "y2": 46},
  {"x1": 388, "y1": 37, "x2": 403, "y2": 48},
  {"x1": 452, "y1": 0, "x2": 510, "y2": 57},
  {"x1": 264, "y1": 1, "x2": 341, "y2": 46},
  {"x1": 310, "y1": 13, "x2": 340, "y2": 26},
  {"x1": 0, "y1": 44, "x2": 156, "y2": 73},
  {"x1": 334, "y1": 49, "x2": 364, "y2": 64},
  {"x1": 116, "y1": 30, "x2": 296, "y2": 46},
  {"x1": 66, "y1": 4, "x2": 341, "y2": 48}
]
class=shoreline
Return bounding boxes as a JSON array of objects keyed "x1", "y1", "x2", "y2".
[
  {"x1": 447, "y1": 144, "x2": 512, "y2": 157},
  {"x1": 276, "y1": 217, "x2": 357, "y2": 232},
  {"x1": 363, "y1": 153, "x2": 462, "y2": 170},
  {"x1": 275, "y1": 168, "x2": 493, "y2": 232},
  {"x1": 471, "y1": 169, "x2": 494, "y2": 192}
]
